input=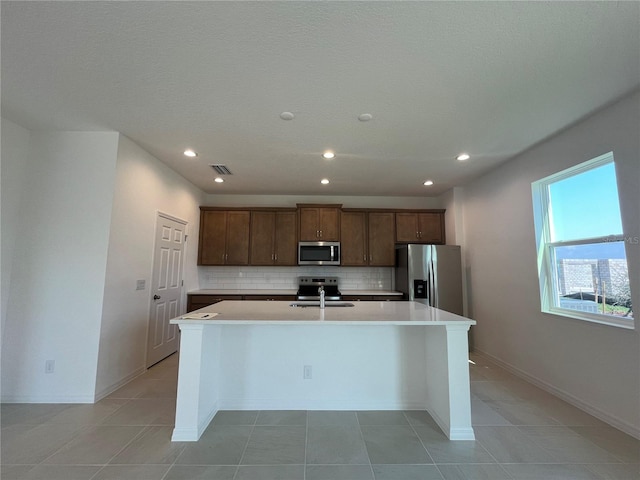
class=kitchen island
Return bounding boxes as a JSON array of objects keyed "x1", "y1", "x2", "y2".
[{"x1": 169, "y1": 301, "x2": 476, "y2": 442}]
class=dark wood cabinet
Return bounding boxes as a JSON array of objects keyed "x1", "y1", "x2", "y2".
[
  {"x1": 188, "y1": 293, "x2": 295, "y2": 311},
  {"x1": 395, "y1": 211, "x2": 445, "y2": 244},
  {"x1": 340, "y1": 211, "x2": 367, "y2": 266},
  {"x1": 198, "y1": 209, "x2": 250, "y2": 265},
  {"x1": 298, "y1": 205, "x2": 340, "y2": 241},
  {"x1": 341, "y1": 295, "x2": 403, "y2": 302},
  {"x1": 198, "y1": 205, "x2": 446, "y2": 267},
  {"x1": 367, "y1": 212, "x2": 396, "y2": 266},
  {"x1": 340, "y1": 211, "x2": 395, "y2": 266},
  {"x1": 187, "y1": 295, "x2": 217, "y2": 312},
  {"x1": 243, "y1": 294, "x2": 296, "y2": 301},
  {"x1": 250, "y1": 210, "x2": 297, "y2": 266}
]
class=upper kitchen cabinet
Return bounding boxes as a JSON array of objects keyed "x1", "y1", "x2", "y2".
[
  {"x1": 298, "y1": 205, "x2": 341, "y2": 241},
  {"x1": 341, "y1": 210, "x2": 396, "y2": 266},
  {"x1": 198, "y1": 208, "x2": 251, "y2": 265},
  {"x1": 367, "y1": 212, "x2": 396, "y2": 265},
  {"x1": 250, "y1": 210, "x2": 297, "y2": 266},
  {"x1": 395, "y1": 210, "x2": 445, "y2": 244}
]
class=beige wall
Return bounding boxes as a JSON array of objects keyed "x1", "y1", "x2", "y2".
[{"x1": 460, "y1": 91, "x2": 640, "y2": 436}]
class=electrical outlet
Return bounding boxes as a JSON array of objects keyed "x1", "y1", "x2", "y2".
[
  {"x1": 45, "y1": 360, "x2": 55, "y2": 374},
  {"x1": 136, "y1": 279, "x2": 146, "y2": 291},
  {"x1": 303, "y1": 365, "x2": 312, "y2": 380}
]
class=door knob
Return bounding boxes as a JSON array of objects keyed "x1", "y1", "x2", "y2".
[{"x1": 153, "y1": 295, "x2": 161, "y2": 300}]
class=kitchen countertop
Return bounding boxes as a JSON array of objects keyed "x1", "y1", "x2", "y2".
[
  {"x1": 171, "y1": 300, "x2": 474, "y2": 326},
  {"x1": 188, "y1": 289, "x2": 402, "y2": 296}
]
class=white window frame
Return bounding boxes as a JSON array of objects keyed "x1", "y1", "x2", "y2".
[{"x1": 532, "y1": 152, "x2": 634, "y2": 330}]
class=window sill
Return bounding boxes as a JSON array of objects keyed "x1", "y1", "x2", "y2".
[{"x1": 543, "y1": 307, "x2": 635, "y2": 330}]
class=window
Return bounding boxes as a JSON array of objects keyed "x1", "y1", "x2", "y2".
[{"x1": 532, "y1": 152, "x2": 634, "y2": 328}]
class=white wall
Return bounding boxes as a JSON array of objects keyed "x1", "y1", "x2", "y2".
[
  {"x1": 1, "y1": 130, "x2": 119, "y2": 402},
  {"x1": 1, "y1": 119, "x2": 31, "y2": 338},
  {"x1": 95, "y1": 135, "x2": 205, "y2": 398},
  {"x1": 460, "y1": 91, "x2": 640, "y2": 436},
  {"x1": 204, "y1": 194, "x2": 442, "y2": 209}
]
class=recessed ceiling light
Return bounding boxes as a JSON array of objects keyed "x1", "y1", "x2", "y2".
[
  {"x1": 322, "y1": 151, "x2": 335, "y2": 159},
  {"x1": 423, "y1": 180, "x2": 434, "y2": 186},
  {"x1": 456, "y1": 153, "x2": 470, "y2": 161},
  {"x1": 280, "y1": 112, "x2": 295, "y2": 120},
  {"x1": 358, "y1": 113, "x2": 373, "y2": 122},
  {"x1": 184, "y1": 149, "x2": 197, "y2": 157},
  {"x1": 321, "y1": 179, "x2": 330, "y2": 185},
  {"x1": 214, "y1": 177, "x2": 224, "y2": 183}
]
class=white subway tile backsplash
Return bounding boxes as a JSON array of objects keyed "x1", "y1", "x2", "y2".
[{"x1": 198, "y1": 266, "x2": 393, "y2": 290}]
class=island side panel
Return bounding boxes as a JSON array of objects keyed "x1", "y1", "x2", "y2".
[
  {"x1": 217, "y1": 324, "x2": 428, "y2": 411},
  {"x1": 171, "y1": 324, "x2": 221, "y2": 441},
  {"x1": 424, "y1": 324, "x2": 475, "y2": 440}
]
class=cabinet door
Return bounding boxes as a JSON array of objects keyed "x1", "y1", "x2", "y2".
[
  {"x1": 395, "y1": 213, "x2": 420, "y2": 242},
  {"x1": 225, "y1": 211, "x2": 250, "y2": 264},
  {"x1": 368, "y1": 212, "x2": 395, "y2": 266},
  {"x1": 274, "y1": 212, "x2": 297, "y2": 265},
  {"x1": 250, "y1": 211, "x2": 276, "y2": 265},
  {"x1": 319, "y1": 208, "x2": 340, "y2": 241},
  {"x1": 199, "y1": 210, "x2": 227, "y2": 265},
  {"x1": 418, "y1": 213, "x2": 445, "y2": 244},
  {"x1": 340, "y1": 212, "x2": 367, "y2": 266},
  {"x1": 299, "y1": 207, "x2": 340, "y2": 241},
  {"x1": 299, "y1": 208, "x2": 320, "y2": 241}
]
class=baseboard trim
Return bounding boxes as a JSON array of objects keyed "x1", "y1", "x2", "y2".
[
  {"x1": 93, "y1": 366, "x2": 146, "y2": 402},
  {"x1": 172, "y1": 402, "x2": 219, "y2": 441},
  {"x1": 0, "y1": 394, "x2": 95, "y2": 403},
  {"x1": 473, "y1": 349, "x2": 640, "y2": 440}
]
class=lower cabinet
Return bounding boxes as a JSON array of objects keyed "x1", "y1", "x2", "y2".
[
  {"x1": 342, "y1": 295, "x2": 403, "y2": 302},
  {"x1": 187, "y1": 294, "x2": 296, "y2": 311},
  {"x1": 186, "y1": 294, "x2": 244, "y2": 312},
  {"x1": 243, "y1": 295, "x2": 296, "y2": 301}
]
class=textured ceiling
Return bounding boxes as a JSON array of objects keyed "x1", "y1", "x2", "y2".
[{"x1": 2, "y1": 1, "x2": 639, "y2": 196}]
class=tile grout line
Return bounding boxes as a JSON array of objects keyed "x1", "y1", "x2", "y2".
[
  {"x1": 231, "y1": 410, "x2": 259, "y2": 480},
  {"x1": 357, "y1": 412, "x2": 377, "y2": 480}
]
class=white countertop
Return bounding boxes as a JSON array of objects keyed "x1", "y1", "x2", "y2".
[
  {"x1": 188, "y1": 289, "x2": 402, "y2": 296},
  {"x1": 171, "y1": 300, "x2": 475, "y2": 326}
]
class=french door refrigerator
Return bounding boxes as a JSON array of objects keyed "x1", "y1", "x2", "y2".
[{"x1": 395, "y1": 244, "x2": 463, "y2": 315}]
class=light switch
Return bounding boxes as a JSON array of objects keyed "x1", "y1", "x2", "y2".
[{"x1": 136, "y1": 280, "x2": 146, "y2": 291}]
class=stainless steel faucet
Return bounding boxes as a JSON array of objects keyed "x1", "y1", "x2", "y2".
[{"x1": 318, "y1": 286, "x2": 325, "y2": 309}]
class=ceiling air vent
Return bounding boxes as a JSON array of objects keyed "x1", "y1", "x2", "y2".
[{"x1": 210, "y1": 164, "x2": 233, "y2": 175}]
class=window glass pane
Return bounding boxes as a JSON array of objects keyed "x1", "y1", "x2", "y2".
[
  {"x1": 553, "y1": 241, "x2": 633, "y2": 318},
  {"x1": 548, "y1": 162, "x2": 623, "y2": 241}
]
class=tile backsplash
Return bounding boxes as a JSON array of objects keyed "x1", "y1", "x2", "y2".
[{"x1": 198, "y1": 266, "x2": 394, "y2": 291}]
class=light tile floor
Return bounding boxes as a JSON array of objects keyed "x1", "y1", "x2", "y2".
[{"x1": 1, "y1": 353, "x2": 638, "y2": 479}]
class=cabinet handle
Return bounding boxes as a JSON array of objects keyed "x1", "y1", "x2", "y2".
[
  {"x1": 364, "y1": 254, "x2": 366, "y2": 262},
  {"x1": 274, "y1": 254, "x2": 278, "y2": 261},
  {"x1": 320, "y1": 230, "x2": 322, "y2": 238}
]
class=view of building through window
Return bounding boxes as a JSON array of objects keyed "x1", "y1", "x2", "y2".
[{"x1": 533, "y1": 153, "x2": 633, "y2": 324}]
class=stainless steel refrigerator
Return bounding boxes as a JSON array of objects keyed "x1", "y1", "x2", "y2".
[{"x1": 395, "y1": 244, "x2": 463, "y2": 315}]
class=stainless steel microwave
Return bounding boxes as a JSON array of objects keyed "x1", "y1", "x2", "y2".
[{"x1": 298, "y1": 241, "x2": 341, "y2": 265}]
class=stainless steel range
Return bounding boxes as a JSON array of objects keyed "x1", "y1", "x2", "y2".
[{"x1": 296, "y1": 276, "x2": 341, "y2": 301}]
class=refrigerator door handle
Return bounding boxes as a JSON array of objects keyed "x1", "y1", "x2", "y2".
[{"x1": 428, "y1": 255, "x2": 437, "y2": 308}]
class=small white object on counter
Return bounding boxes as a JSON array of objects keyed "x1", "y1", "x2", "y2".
[{"x1": 170, "y1": 301, "x2": 475, "y2": 443}]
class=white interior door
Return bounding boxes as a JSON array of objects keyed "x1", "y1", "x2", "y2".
[{"x1": 146, "y1": 213, "x2": 186, "y2": 367}]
